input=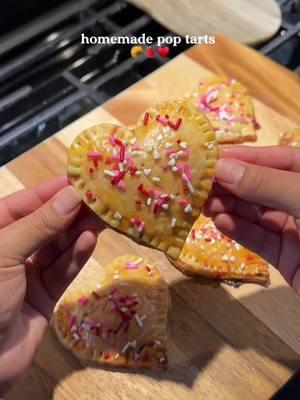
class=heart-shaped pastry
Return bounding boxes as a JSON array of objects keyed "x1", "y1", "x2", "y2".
[
  {"x1": 176, "y1": 215, "x2": 269, "y2": 284},
  {"x1": 68, "y1": 100, "x2": 217, "y2": 260},
  {"x1": 279, "y1": 128, "x2": 300, "y2": 147},
  {"x1": 186, "y1": 76, "x2": 259, "y2": 144},
  {"x1": 55, "y1": 255, "x2": 169, "y2": 370}
]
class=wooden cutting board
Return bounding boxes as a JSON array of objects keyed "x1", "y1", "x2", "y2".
[
  {"x1": 3, "y1": 35, "x2": 300, "y2": 400},
  {"x1": 129, "y1": 0, "x2": 281, "y2": 45}
]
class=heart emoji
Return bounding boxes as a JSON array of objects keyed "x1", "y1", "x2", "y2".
[
  {"x1": 157, "y1": 46, "x2": 170, "y2": 58},
  {"x1": 67, "y1": 100, "x2": 217, "y2": 260},
  {"x1": 144, "y1": 47, "x2": 155, "y2": 58},
  {"x1": 55, "y1": 255, "x2": 169, "y2": 370}
]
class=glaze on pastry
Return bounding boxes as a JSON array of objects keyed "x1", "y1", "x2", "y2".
[
  {"x1": 186, "y1": 76, "x2": 259, "y2": 144},
  {"x1": 55, "y1": 255, "x2": 169, "y2": 370},
  {"x1": 68, "y1": 100, "x2": 217, "y2": 260},
  {"x1": 176, "y1": 215, "x2": 269, "y2": 284}
]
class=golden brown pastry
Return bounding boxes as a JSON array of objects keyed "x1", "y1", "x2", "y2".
[
  {"x1": 68, "y1": 100, "x2": 217, "y2": 260},
  {"x1": 176, "y1": 215, "x2": 269, "y2": 284},
  {"x1": 279, "y1": 128, "x2": 300, "y2": 147},
  {"x1": 55, "y1": 255, "x2": 169, "y2": 370},
  {"x1": 186, "y1": 76, "x2": 259, "y2": 144}
]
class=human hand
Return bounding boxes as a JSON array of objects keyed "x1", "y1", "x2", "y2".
[
  {"x1": 204, "y1": 145, "x2": 300, "y2": 294},
  {"x1": 0, "y1": 176, "x2": 104, "y2": 393}
]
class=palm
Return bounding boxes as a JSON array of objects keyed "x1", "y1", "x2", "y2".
[{"x1": 0, "y1": 177, "x2": 103, "y2": 382}]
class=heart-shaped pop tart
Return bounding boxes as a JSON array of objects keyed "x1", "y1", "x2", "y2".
[
  {"x1": 68, "y1": 100, "x2": 217, "y2": 260},
  {"x1": 55, "y1": 255, "x2": 169, "y2": 370},
  {"x1": 176, "y1": 215, "x2": 269, "y2": 284},
  {"x1": 186, "y1": 76, "x2": 259, "y2": 144}
]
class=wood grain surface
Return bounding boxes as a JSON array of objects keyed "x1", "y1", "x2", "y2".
[
  {"x1": 129, "y1": 0, "x2": 281, "y2": 45},
  {"x1": 3, "y1": 38, "x2": 300, "y2": 400}
]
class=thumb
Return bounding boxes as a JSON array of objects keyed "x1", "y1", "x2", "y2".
[
  {"x1": 0, "y1": 185, "x2": 82, "y2": 263},
  {"x1": 215, "y1": 158, "x2": 300, "y2": 218}
]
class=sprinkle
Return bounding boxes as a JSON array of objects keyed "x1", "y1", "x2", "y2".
[
  {"x1": 229, "y1": 256, "x2": 236, "y2": 263},
  {"x1": 153, "y1": 150, "x2": 161, "y2": 160},
  {"x1": 87, "y1": 151, "x2": 103, "y2": 160},
  {"x1": 168, "y1": 158, "x2": 176, "y2": 166},
  {"x1": 135, "y1": 314, "x2": 144, "y2": 328},
  {"x1": 165, "y1": 142, "x2": 173, "y2": 149},
  {"x1": 157, "y1": 116, "x2": 168, "y2": 126},
  {"x1": 135, "y1": 170, "x2": 142, "y2": 176},
  {"x1": 137, "y1": 221, "x2": 145, "y2": 233},
  {"x1": 125, "y1": 262, "x2": 139, "y2": 269},
  {"x1": 129, "y1": 137, "x2": 137, "y2": 145},
  {"x1": 246, "y1": 255, "x2": 253, "y2": 261},
  {"x1": 171, "y1": 218, "x2": 176, "y2": 228},
  {"x1": 200, "y1": 245, "x2": 205, "y2": 250},
  {"x1": 85, "y1": 190, "x2": 93, "y2": 199},
  {"x1": 154, "y1": 340, "x2": 161, "y2": 345},
  {"x1": 146, "y1": 265, "x2": 152, "y2": 276},
  {"x1": 222, "y1": 255, "x2": 228, "y2": 261},
  {"x1": 184, "y1": 204, "x2": 193, "y2": 213},
  {"x1": 162, "y1": 204, "x2": 169, "y2": 210},
  {"x1": 104, "y1": 169, "x2": 116, "y2": 177},
  {"x1": 122, "y1": 341, "x2": 135, "y2": 353},
  {"x1": 78, "y1": 296, "x2": 89, "y2": 306},
  {"x1": 143, "y1": 112, "x2": 150, "y2": 125},
  {"x1": 114, "y1": 211, "x2": 122, "y2": 220},
  {"x1": 96, "y1": 283, "x2": 102, "y2": 289},
  {"x1": 240, "y1": 263, "x2": 246, "y2": 270},
  {"x1": 135, "y1": 199, "x2": 142, "y2": 205},
  {"x1": 89, "y1": 167, "x2": 94, "y2": 174},
  {"x1": 133, "y1": 353, "x2": 141, "y2": 361},
  {"x1": 182, "y1": 173, "x2": 195, "y2": 194},
  {"x1": 114, "y1": 353, "x2": 120, "y2": 359},
  {"x1": 103, "y1": 352, "x2": 111, "y2": 360},
  {"x1": 121, "y1": 307, "x2": 128, "y2": 313},
  {"x1": 147, "y1": 198, "x2": 152, "y2": 206},
  {"x1": 160, "y1": 357, "x2": 166, "y2": 363},
  {"x1": 179, "y1": 142, "x2": 188, "y2": 149},
  {"x1": 119, "y1": 163, "x2": 124, "y2": 172},
  {"x1": 73, "y1": 333, "x2": 80, "y2": 341},
  {"x1": 144, "y1": 168, "x2": 152, "y2": 176},
  {"x1": 116, "y1": 180, "x2": 126, "y2": 190},
  {"x1": 157, "y1": 134, "x2": 163, "y2": 141},
  {"x1": 152, "y1": 177, "x2": 160, "y2": 183},
  {"x1": 67, "y1": 315, "x2": 76, "y2": 327},
  {"x1": 179, "y1": 198, "x2": 188, "y2": 206},
  {"x1": 191, "y1": 229, "x2": 196, "y2": 240}
]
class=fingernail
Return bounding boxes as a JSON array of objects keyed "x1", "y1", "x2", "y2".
[
  {"x1": 52, "y1": 186, "x2": 81, "y2": 216},
  {"x1": 216, "y1": 159, "x2": 245, "y2": 184}
]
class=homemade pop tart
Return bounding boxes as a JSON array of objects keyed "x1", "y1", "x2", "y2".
[
  {"x1": 176, "y1": 215, "x2": 269, "y2": 284},
  {"x1": 187, "y1": 76, "x2": 259, "y2": 144},
  {"x1": 55, "y1": 255, "x2": 169, "y2": 370},
  {"x1": 68, "y1": 100, "x2": 217, "y2": 260},
  {"x1": 279, "y1": 128, "x2": 300, "y2": 147}
]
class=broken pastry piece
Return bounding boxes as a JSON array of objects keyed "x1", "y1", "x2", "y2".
[
  {"x1": 186, "y1": 76, "x2": 259, "y2": 144},
  {"x1": 55, "y1": 255, "x2": 169, "y2": 370},
  {"x1": 176, "y1": 215, "x2": 269, "y2": 284},
  {"x1": 279, "y1": 128, "x2": 300, "y2": 148},
  {"x1": 68, "y1": 100, "x2": 217, "y2": 260}
]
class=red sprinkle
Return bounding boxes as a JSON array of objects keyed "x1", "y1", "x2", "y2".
[
  {"x1": 135, "y1": 199, "x2": 142, "y2": 205},
  {"x1": 246, "y1": 255, "x2": 253, "y2": 261},
  {"x1": 85, "y1": 191, "x2": 93, "y2": 199},
  {"x1": 120, "y1": 144, "x2": 125, "y2": 162},
  {"x1": 215, "y1": 272, "x2": 222, "y2": 281},
  {"x1": 138, "y1": 183, "x2": 153, "y2": 197},
  {"x1": 111, "y1": 171, "x2": 126, "y2": 185},
  {"x1": 93, "y1": 160, "x2": 99, "y2": 168},
  {"x1": 104, "y1": 352, "x2": 111, "y2": 360},
  {"x1": 191, "y1": 229, "x2": 196, "y2": 240},
  {"x1": 174, "y1": 118, "x2": 182, "y2": 130},
  {"x1": 89, "y1": 167, "x2": 94, "y2": 174},
  {"x1": 92, "y1": 291, "x2": 101, "y2": 299},
  {"x1": 143, "y1": 112, "x2": 150, "y2": 125}
]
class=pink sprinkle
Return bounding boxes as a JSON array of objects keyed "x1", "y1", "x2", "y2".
[
  {"x1": 179, "y1": 198, "x2": 188, "y2": 205},
  {"x1": 183, "y1": 164, "x2": 192, "y2": 180},
  {"x1": 109, "y1": 135, "x2": 116, "y2": 146},
  {"x1": 157, "y1": 116, "x2": 168, "y2": 126},
  {"x1": 183, "y1": 148, "x2": 189, "y2": 157},
  {"x1": 116, "y1": 180, "x2": 126, "y2": 190},
  {"x1": 101, "y1": 332, "x2": 108, "y2": 341},
  {"x1": 165, "y1": 148, "x2": 176, "y2": 157},
  {"x1": 87, "y1": 151, "x2": 103, "y2": 160},
  {"x1": 133, "y1": 353, "x2": 141, "y2": 361},
  {"x1": 137, "y1": 221, "x2": 145, "y2": 233},
  {"x1": 67, "y1": 315, "x2": 76, "y2": 327},
  {"x1": 175, "y1": 163, "x2": 184, "y2": 172},
  {"x1": 162, "y1": 164, "x2": 168, "y2": 171},
  {"x1": 131, "y1": 144, "x2": 140, "y2": 151},
  {"x1": 211, "y1": 230, "x2": 218, "y2": 240},
  {"x1": 125, "y1": 262, "x2": 139, "y2": 269},
  {"x1": 78, "y1": 296, "x2": 89, "y2": 306},
  {"x1": 131, "y1": 218, "x2": 138, "y2": 225},
  {"x1": 84, "y1": 317, "x2": 95, "y2": 325}
]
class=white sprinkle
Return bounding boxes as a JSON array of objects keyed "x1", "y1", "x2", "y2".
[
  {"x1": 171, "y1": 217, "x2": 177, "y2": 228},
  {"x1": 73, "y1": 333, "x2": 80, "y2": 341},
  {"x1": 160, "y1": 194, "x2": 169, "y2": 198},
  {"x1": 114, "y1": 353, "x2": 120, "y2": 359},
  {"x1": 184, "y1": 204, "x2": 193, "y2": 213},
  {"x1": 135, "y1": 314, "x2": 144, "y2": 328},
  {"x1": 222, "y1": 255, "x2": 228, "y2": 261},
  {"x1": 182, "y1": 173, "x2": 195, "y2": 194},
  {"x1": 152, "y1": 177, "x2": 160, "y2": 183},
  {"x1": 129, "y1": 137, "x2": 136, "y2": 145},
  {"x1": 146, "y1": 198, "x2": 152, "y2": 206},
  {"x1": 135, "y1": 170, "x2": 142, "y2": 176},
  {"x1": 229, "y1": 256, "x2": 236, "y2": 263},
  {"x1": 71, "y1": 325, "x2": 77, "y2": 333},
  {"x1": 162, "y1": 204, "x2": 169, "y2": 210},
  {"x1": 170, "y1": 194, "x2": 175, "y2": 200},
  {"x1": 235, "y1": 243, "x2": 241, "y2": 250},
  {"x1": 104, "y1": 169, "x2": 116, "y2": 177},
  {"x1": 172, "y1": 166, "x2": 178, "y2": 172},
  {"x1": 131, "y1": 150, "x2": 146, "y2": 157},
  {"x1": 155, "y1": 340, "x2": 161, "y2": 345},
  {"x1": 121, "y1": 341, "x2": 132, "y2": 353},
  {"x1": 165, "y1": 142, "x2": 173, "y2": 149},
  {"x1": 169, "y1": 152, "x2": 177, "y2": 159},
  {"x1": 159, "y1": 357, "x2": 166, "y2": 363},
  {"x1": 131, "y1": 340, "x2": 137, "y2": 348},
  {"x1": 205, "y1": 143, "x2": 214, "y2": 150},
  {"x1": 200, "y1": 245, "x2": 205, "y2": 250},
  {"x1": 119, "y1": 163, "x2": 124, "y2": 172},
  {"x1": 114, "y1": 211, "x2": 122, "y2": 220},
  {"x1": 96, "y1": 283, "x2": 102, "y2": 289},
  {"x1": 176, "y1": 150, "x2": 185, "y2": 158},
  {"x1": 240, "y1": 262, "x2": 246, "y2": 270},
  {"x1": 153, "y1": 149, "x2": 161, "y2": 160},
  {"x1": 144, "y1": 168, "x2": 152, "y2": 176},
  {"x1": 157, "y1": 134, "x2": 163, "y2": 141},
  {"x1": 168, "y1": 158, "x2": 176, "y2": 166},
  {"x1": 113, "y1": 275, "x2": 119, "y2": 280},
  {"x1": 179, "y1": 142, "x2": 188, "y2": 149},
  {"x1": 121, "y1": 307, "x2": 128, "y2": 312},
  {"x1": 140, "y1": 315, "x2": 147, "y2": 321},
  {"x1": 112, "y1": 148, "x2": 118, "y2": 156}
]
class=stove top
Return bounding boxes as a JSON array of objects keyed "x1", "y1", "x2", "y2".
[{"x1": 0, "y1": 0, "x2": 299, "y2": 166}]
